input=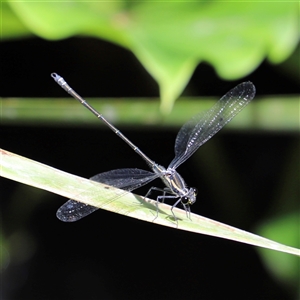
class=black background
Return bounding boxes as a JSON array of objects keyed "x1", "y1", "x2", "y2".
[{"x1": 1, "y1": 37, "x2": 299, "y2": 299}]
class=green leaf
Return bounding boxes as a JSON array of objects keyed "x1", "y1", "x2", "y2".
[
  {"x1": 1, "y1": 2, "x2": 33, "y2": 39},
  {"x1": 4, "y1": 1, "x2": 299, "y2": 113},
  {"x1": 1, "y1": 148, "x2": 299, "y2": 256},
  {"x1": 256, "y1": 213, "x2": 300, "y2": 290}
]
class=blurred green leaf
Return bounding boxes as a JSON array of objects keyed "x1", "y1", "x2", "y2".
[
  {"x1": 256, "y1": 212, "x2": 300, "y2": 292},
  {"x1": 254, "y1": 140, "x2": 300, "y2": 296},
  {"x1": 3, "y1": 1, "x2": 299, "y2": 112},
  {"x1": 1, "y1": 2, "x2": 32, "y2": 39}
]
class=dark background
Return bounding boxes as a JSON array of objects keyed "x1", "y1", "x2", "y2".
[{"x1": 1, "y1": 37, "x2": 299, "y2": 299}]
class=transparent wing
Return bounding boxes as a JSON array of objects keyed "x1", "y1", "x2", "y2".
[
  {"x1": 169, "y1": 82, "x2": 256, "y2": 169},
  {"x1": 56, "y1": 168, "x2": 159, "y2": 222}
]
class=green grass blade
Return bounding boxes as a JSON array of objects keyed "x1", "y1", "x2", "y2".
[{"x1": 1, "y1": 148, "x2": 299, "y2": 256}]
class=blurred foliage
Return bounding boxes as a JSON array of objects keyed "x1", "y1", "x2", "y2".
[
  {"x1": 255, "y1": 140, "x2": 300, "y2": 297},
  {"x1": 1, "y1": 96, "x2": 299, "y2": 131},
  {"x1": 2, "y1": 1, "x2": 299, "y2": 112},
  {"x1": 256, "y1": 212, "x2": 300, "y2": 296}
]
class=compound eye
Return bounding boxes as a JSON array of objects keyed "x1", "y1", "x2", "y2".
[
  {"x1": 182, "y1": 197, "x2": 190, "y2": 205},
  {"x1": 193, "y1": 188, "x2": 198, "y2": 196}
]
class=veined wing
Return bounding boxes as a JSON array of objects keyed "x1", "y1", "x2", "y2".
[
  {"x1": 56, "y1": 168, "x2": 159, "y2": 222},
  {"x1": 169, "y1": 82, "x2": 255, "y2": 169}
]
